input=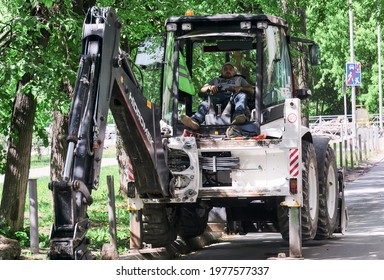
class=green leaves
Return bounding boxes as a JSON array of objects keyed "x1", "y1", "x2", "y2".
[
  {"x1": 0, "y1": 0, "x2": 83, "y2": 171},
  {"x1": 40, "y1": 0, "x2": 54, "y2": 8}
]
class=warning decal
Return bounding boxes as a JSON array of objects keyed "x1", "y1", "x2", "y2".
[{"x1": 290, "y1": 149, "x2": 299, "y2": 177}]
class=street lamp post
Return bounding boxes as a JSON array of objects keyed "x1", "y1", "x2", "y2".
[
  {"x1": 379, "y1": 22, "x2": 383, "y2": 131},
  {"x1": 349, "y1": 0, "x2": 357, "y2": 147}
]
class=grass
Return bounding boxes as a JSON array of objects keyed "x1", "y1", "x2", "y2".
[
  {"x1": 29, "y1": 146, "x2": 117, "y2": 169},
  {"x1": 1, "y1": 162, "x2": 132, "y2": 259},
  {"x1": 30, "y1": 155, "x2": 51, "y2": 168}
]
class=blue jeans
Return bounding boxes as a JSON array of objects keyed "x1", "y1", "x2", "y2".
[{"x1": 192, "y1": 91, "x2": 247, "y2": 124}]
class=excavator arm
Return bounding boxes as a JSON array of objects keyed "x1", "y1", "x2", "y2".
[{"x1": 48, "y1": 7, "x2": 168, "y2": 260}]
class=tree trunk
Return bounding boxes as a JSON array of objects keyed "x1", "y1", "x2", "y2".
[
  {"x1": 0, "y1": 234, "x2": 21, "y2": 259},
  {"x1": 116, "y1": 128, "x2": 132, "y2": 196},
  {"x1": 295, "y1": 7, "x2": 309, "y2": 89},
  {"x1": 281, "y1": 1, "x2": 309, "y2": 89},
  {"x1": 50, "y1": 108, "x2": 69, "y2": 181},
  {"x1": 291, "y1": 6, "x2": 309, "y2": 127},
  {"x1": 0, "y1": 78, "x2": 36, "y2": 232}
]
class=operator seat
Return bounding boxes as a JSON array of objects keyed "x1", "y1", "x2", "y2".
[{"x1": 204, "y1": 74, "x2": 253, "y2": 126}]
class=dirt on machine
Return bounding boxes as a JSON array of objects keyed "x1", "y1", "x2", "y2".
[{"x1": 48, "y1": 7, "x2": 347, "y2": 260}]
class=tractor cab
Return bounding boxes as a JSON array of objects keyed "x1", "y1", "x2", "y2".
[{"x1": 136, "y1": 13, "x2": 298, "y2": 138}]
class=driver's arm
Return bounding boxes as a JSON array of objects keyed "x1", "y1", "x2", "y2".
[
  {"x1": 233, "y1": 85, "x2": 255, "y2": 94},
  {"x1": 200, "y1": 83, "x2": 219, "y2": 94},
  {"x1": 233, "y1": 77, "x2": 255, "y2": 94}
]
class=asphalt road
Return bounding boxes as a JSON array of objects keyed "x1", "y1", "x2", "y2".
[{"x1": 180, "y1": 157, "x2": 384, "y2": 260}]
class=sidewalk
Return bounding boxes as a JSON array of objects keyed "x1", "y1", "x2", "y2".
[
  {"x1": 343, "y1": 147, "x2": 384, "y2": 183},
  {"x1": 0, "y1": 157, "x2": 118, "y2": 184}
]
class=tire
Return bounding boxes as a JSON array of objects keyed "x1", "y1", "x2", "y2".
[
  {"x1": 177, "y1": 204, "x2": 211, "y2": 239},
  {"x1": 277, "y1": 141, "x2": 319, "y2": 240},
  {"x1": 142, "y1": 204, "x2": 176, "y2": 247},
  {"x1": 315, "y1": 145, "x2": 338, "y2": 239},
  {"x1": 301, "y1": 141, "x2": 319, "y2": 240},
  {"x1": 276, "y1": 199, "x2": 289, "y2": 240}
]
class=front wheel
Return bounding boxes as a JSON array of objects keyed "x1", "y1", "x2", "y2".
[
  {"x1": 142, "y1": 204, "x2": 177, "y2": 247},
  {"x1": 176, "y1": 204, "x2": 211, "y2": 239}
]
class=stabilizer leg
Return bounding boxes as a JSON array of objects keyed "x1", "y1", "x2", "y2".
[
  {"x1": 129, "y1": 210, "x2": 143, "y2": 250},
  {"x1": 289, "y1": 207, "x2": 302, "y2": 258}
]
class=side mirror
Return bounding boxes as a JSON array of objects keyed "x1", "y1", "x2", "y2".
[
  {"x1": 135, "y1": 37, "x2": 164, "y2": 69},
  {"x1": 296, "y1": 88, "x2": 312, "y2": 100},
  {"x1": 309, "y1": 44, "x2": 321, "y2": 66}
]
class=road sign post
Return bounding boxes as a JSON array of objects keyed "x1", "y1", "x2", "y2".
[{"x1": 348, "y1": 0, "x2": 357, "y2": 163}]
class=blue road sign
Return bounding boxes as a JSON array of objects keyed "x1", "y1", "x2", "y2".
[{"x1": 346, "y1": 62, "x2": 361, "y2": 86}]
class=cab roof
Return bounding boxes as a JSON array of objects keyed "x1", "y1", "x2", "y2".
[{"x1": 166, "y1": 13, "x2": 288, "y2": 29}]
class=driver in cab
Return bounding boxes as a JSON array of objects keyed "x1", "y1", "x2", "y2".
[{"x1": 181, "y1": 62, "x2": 254, "y2": 130}]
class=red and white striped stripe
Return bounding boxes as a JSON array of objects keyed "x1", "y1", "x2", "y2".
[{"x1": 289, "y1": 149, "x2": 299, "y2": 177}]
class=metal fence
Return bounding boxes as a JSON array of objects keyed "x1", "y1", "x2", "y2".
[{"x1": 309, "y1": 115, "x2": 383, "y2": 172}]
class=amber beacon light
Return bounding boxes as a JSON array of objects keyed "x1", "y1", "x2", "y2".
[{"x1": 185, "y1": 10, "x2": 194, "y2": 16}]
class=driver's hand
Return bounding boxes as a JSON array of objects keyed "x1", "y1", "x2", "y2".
[
  {"x1": 233, "y1": 86, "x2": 242, "y2": 93},
  {"x1": 208, "y1": 85, "x2": 218, "y2": 94}
]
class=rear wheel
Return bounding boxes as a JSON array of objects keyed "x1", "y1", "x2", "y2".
[
  {"x1": 278, "y1": 141, "x2": 319, "y2": 240},
  {"x1": 316, "y1": 146, "x2": 338, "y2": 239}
]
